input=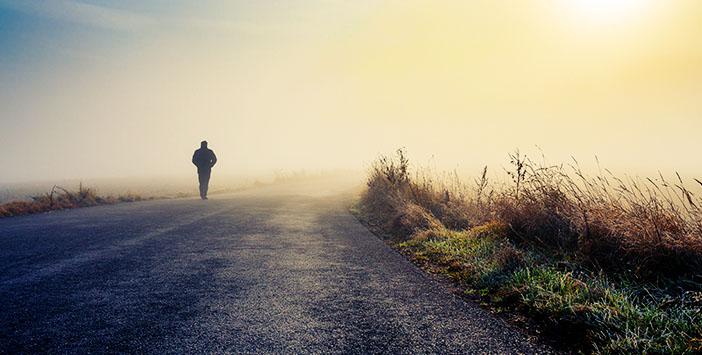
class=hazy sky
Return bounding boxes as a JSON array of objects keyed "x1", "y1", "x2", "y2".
[{"x1": 1, "y1": 0, "x2": 701, "y2": 183}]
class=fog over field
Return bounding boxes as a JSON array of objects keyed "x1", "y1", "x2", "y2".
[{"x1": 1, "y1": 1, "x2": 701, "y2": 188}]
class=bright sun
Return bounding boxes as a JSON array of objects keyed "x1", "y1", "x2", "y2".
[{"x1": 568, "y1": 0, "x2": 653, "y2": 24}]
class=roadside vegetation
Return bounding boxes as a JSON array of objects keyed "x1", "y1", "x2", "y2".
[
  {"x1": 0, "y1": 174, "x2": 335, "y2": 219},
  {"x1": 357, "y1": 149, "x2": 702, "y2": 354},
  {"x1": 0, "y1": 184, "x2": 147, "y2": 218}
]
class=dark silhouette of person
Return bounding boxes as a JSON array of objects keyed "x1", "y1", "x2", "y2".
[{"x1": 192, "y1": 140, "x2": 217, "y2": 200}]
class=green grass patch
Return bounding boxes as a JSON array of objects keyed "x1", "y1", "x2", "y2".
[{"x1": 396, "y1": 223, "x2": 702, "y2": 354}]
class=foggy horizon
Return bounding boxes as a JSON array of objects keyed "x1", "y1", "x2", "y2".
[{"x1": 2, "y1": 0, "x2": 702, "y2": 184}]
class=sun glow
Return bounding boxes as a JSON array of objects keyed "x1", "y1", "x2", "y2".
[{"x1": 566, "y1": 0, "x2": 653, "y2": 25}]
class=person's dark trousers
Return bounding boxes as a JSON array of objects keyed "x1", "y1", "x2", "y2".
[{"x1": 198, "y1": 168, "x2": 211, "y2": 199}]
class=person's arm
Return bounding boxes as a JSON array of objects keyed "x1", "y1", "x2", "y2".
[
  {"x1": 192, "y1": 151, "x2": 198, "y2": 166},
  {"x1": 210, "y1": 151, "x2": 218, "y2": 168}
]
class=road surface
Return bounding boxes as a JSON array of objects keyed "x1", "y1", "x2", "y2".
[{"x1": 0, "y1": 180, "x2": 551, "y2": 354}]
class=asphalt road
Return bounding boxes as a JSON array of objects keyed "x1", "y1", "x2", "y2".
[{"x1": 0, "y1": 180, "x2": 551, "y2": 354}]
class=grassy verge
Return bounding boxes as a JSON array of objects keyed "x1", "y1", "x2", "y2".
[
  {"x1": 357, "y1": 149, "x2": 702, "y2": 354},
  {"x1": 0, "y1": 184, "x2": 149, "y2": 218}
]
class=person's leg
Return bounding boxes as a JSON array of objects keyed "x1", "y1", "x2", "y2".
[
  {"x1": 198, "y1": 172, "x2": 206, "y2": 199},
  {"x1": 201, "y1": 170, "x2": 211, "y2": 199}
]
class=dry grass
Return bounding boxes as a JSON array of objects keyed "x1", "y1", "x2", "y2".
[
  {"x1": 0, "y1": 184, "x2": 146, "y2": 218},
  {"x1": 358, "y1": 149, "x2": 702, "y2": 353},
  {"x1": 361, "y1": 149, "x2": 702, "y2": 279}
]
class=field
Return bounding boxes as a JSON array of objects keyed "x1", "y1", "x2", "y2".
[
  {"x1": 0, "y1": 171, "x2": 359, "y2": 218},
  {"x1": 356, "y1": 149, "x2": 702, "y2": 353},
  {"x1": 0, "y1": 184, "x2": 149, "y2": 218}
]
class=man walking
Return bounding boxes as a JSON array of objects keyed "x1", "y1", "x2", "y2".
[{"x1": 192, "y1": 140, "x2": 217, "y2": 200}]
